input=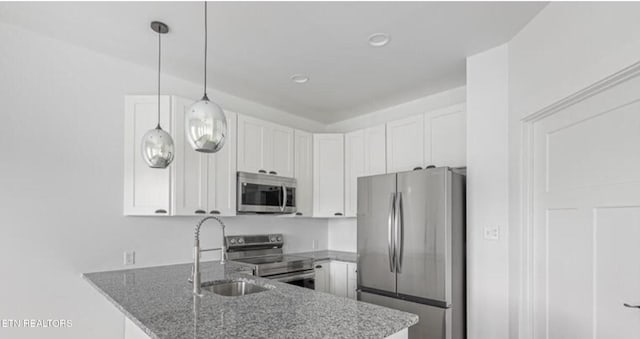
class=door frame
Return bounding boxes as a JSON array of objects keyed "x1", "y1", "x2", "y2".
[{"x1": 515, "y1": 60, "x2": 640, "y2": 339}]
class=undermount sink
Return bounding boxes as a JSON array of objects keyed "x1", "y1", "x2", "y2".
[{"x1": 201, "y1": 280, "x2": 269, "y2": 297}]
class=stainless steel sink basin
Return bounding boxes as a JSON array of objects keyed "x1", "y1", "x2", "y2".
[{"x1": 201, "y1": 280, "x2": 269, "y2": 297}]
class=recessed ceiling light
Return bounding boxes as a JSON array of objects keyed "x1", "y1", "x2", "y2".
[
  {"x1": 368, "y1": 33, "x2": 390, "y2": 47},
  {"x1": 291, "y1": 74, "x2": 309, "y2": 84}
]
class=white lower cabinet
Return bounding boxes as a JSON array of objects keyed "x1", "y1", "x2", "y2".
[
  {"x1": 314, "y1": 260, "x2": 330, "y2": 293},
  {"x1": 324, "y1": 261, "x2": 357, "y2": 299}
]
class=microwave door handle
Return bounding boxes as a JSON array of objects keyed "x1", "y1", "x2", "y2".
[
  {"x1": 281, "y1": 184, "x2": 287, "y2": 212},
  {"x1": 388, "y1": 193, "x2": 396, "y2": 273}
]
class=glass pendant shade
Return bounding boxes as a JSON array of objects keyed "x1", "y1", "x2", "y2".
[
  {"x1": 141, "y1": 126, "x2": 175, "y2": 168},
  {"x1": 186, "y1": 95, "x2": 227, "y2": 153}
]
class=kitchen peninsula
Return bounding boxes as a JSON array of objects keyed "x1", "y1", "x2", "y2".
[{"x1": 84, "y1": 261, "x2": 417, "y2": 339}]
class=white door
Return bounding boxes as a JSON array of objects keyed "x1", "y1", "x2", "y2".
[
  {"x1": 270, "y1": 124, "x2": 294, "y2": 177},
  {"x1": 294, "y1": 129, "x2": 313, "y2": 217},
  {"x1": 237, "y1": 114, "x2": 268, "y2": 174},
  {"x1": 313, "y1": 133, "x2": 344, "y2": 217},
  {"x1": 207, "y1": 111, "x2": 237, "y2": 216},
  {"x1": 386, "y1": 115, "x2": 424, "y2": 173},
  {"x1": 424, "y1": 104, "x2": 466, "y2": 168},
  {"x1": 531, "y1": 75, "x2": 640, "y2": 339},
  {"x1": 123, "y1": 95, "x2": 172, "y2": 216},
  {"x1": 345, "y1": 129, "x2": 365, "y2": 217}
]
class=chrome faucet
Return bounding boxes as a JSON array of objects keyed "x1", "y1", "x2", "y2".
[{"x1": 191, "y1": 216, "x2": 227, "y2": 296}]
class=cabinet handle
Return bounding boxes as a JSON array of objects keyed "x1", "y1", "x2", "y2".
[
  {"x1": 258, "y1": 169, "x2": 267, "y2": 174},
  {"x1": 195, "y1": 210, "x2": 206, "y2": 214},
  {"x1": 210, "y1": 210, "x2": 221, "y2": 215},
  {"x1": 413, "y1": 167, "x2": 423, "y2": 171},
  {"x1": 624, "y1": 303, "x2": 640, "y2": 309},
  {"x1": 426, "y1": 165, "x2": 436, "y2": 169},
  {"x1": 154, "y1": 209, "x2": 167, "y2": 214},
  {"x1": 269, "y1": 171, "x2": 278, "y2": 175},
  {"x1": 315, "y1": 265, "x2": 323, "y2": 269},
  {"x1": 334, "y1": 212, "x2": 343, "y2": 216},
  {"x1": 295, "y1": 212, "x2": 303, "y2": 216}
]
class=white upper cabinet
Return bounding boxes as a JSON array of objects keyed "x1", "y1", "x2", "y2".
[
  {"x1": 172, "y1": 99, "x2": 237, "y2": 216},
  {"x1": 386, "y1": 115, "x2": 425, "y2": 173},
  {"x1": 207, "y1": 111, "x2": 237, "y2": 216},
  {"x1": 313, "y1": 134, "x2": 345, "y2": 217},
  {"x1": 124, "y1": 96, "x2": 172, "y2": 216},
  {"x1": 237, "y1": 114, "x2": 294, "y2": 177},
  {"x1": 125, "y1": 95, "x2": 236, "y2": 216},
  {"x1": 344, "y1": 125, "x2": 387, "y2": 217},
  {"x1": 424, "y1": 104, "x2": 466, "y2": 168},
  {"x1": 344, "y1": 130, "x2": 366, "y2": 217},
  {"x1": 271, "y1": 124, "x2": 295, "y2": 177},
  {"x1": 294, "y1": 129, "x2": 313, "y2": 217}
]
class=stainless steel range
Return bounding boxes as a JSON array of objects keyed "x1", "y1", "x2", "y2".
[{"x1": 226, "y1": 234, "x2": 315, "y2": 289}]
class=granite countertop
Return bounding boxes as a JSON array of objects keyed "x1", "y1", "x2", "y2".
[
  {"x1": 291, "y1": 250, "x2": 357, "y2": 263},
  {"x1": 83, "y1": 261, "x2": 416, "y2": 339}
]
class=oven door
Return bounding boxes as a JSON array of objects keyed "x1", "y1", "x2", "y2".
[
  {"x1": 269, "y1": 271, "x2": 315, "y2": 290},
  {"x1": 237, "y1": 172, "x2": 296, "y2": 214}
]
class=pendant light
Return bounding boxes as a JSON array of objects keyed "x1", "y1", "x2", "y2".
[
  {"x1": 141, "y1": 21, "x2": 175, "y2": 168},
  {"x1": 186, "y1": 1, "x2": 227, "y2": 153}
]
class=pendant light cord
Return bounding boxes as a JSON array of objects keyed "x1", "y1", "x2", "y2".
[
  {"x1": 203, "y1": 1, "x2": 208, "y2": 98},
  {"x1": 156, "y1": 28, "x2": 162, "y2": 129}
]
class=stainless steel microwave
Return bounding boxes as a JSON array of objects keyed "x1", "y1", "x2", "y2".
[{"x1": 237, "y1": 172, "x2": 297, "y2": 214}]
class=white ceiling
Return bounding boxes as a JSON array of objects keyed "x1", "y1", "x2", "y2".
[{"x1": 0, "y1": 2, "x2": 545, "y2": 124}]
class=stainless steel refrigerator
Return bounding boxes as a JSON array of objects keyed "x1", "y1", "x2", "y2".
[{"x1": 357, "y1": 167, "x2": 465, "y2": 339}]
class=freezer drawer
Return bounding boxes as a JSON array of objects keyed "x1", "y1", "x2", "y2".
[{"x1": 358, "y1": 291, "x2": 453, "y2": 339}]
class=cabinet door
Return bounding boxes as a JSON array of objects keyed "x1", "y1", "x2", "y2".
[
  {"x1": 364, "y1": 125, "x2": 387, "y2": 175},
  {"x1": 330, "y1": 261, "x2": 348, "y2": 297},
  {"x1": 347, "y1": 263, "x2": 358, "y2": 300},
  {"x1": 345, "y1": 130, "x2": 365, "y2": 217},
  {"x1": 208, "y1": 111, "x2": 237, "y2": 216},
  {"x1": 124, "y1": 96, "x2": 172, "y2": 216},
  {"x1": 270, "y1": 124, "x2": 294, "y2": 177},
  {"x1": 386, "y1": 115, "x2": 425, "y2": 173},
  {"x1": 171, "y1": 96, "x2": 208, "y2": 216},
  {"x1": 313, "y1": 134, "x2": 345, "y2": 217},
  {"x1": 314, "y1": 261, "x2": 330, "y2": 293},
  {"x1": 424, "y1": 105, "x2": 466, "y2": 168},
  {"x1": 294, "y1": 130, "x2": 313, "y2": 217},
  {"x1": 237, "y1": 114, "x2": 268, "y2": 174}
]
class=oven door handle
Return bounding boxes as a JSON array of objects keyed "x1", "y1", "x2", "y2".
[{"x1": 271, "y1": 271, "x2": 315, "y2": 283}]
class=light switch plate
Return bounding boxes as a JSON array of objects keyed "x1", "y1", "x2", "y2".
[
  {"x1": 124, "y1": 250, "x2": 136, "y2": 265},
  {"x1": 483, "y1": 226, "x2": 500, "y2": 241}
]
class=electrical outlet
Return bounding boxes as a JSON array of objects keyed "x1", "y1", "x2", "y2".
[
  {"x1": 124, "y1": 250, "x2": 136, "y2": 265},
  {"x1": 483, "y1": 226, "x2": 500, "y2": 241}
]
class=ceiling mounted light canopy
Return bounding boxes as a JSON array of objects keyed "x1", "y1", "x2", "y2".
[
  {"x1": 290, "y1": 74, "x2": 310, "y2": 84},
  {"x1": 186, "y1": 1, "x2": 227, "y2": 153},
  {"x1": 368, "y1": 33, "x2": 391, "y2": 47},
  {"x1": 141, "y1": 21, "x2": 174, "y2": 169}
]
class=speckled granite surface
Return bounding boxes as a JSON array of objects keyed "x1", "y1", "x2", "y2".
[
  {"x1": 292, "y1": 250, "x2": 358, "y2": 263},
  {"x1": 83, "y1": 261, "x2": 417, "y2": 339}
]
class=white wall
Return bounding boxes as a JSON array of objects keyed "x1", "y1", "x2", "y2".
[
  {"x1": 509, "y1": 2, "x2": 640, "y2": 119},
  {"x1": 466, "y1": 44, "x2": 510, "y2": 339},
  {"x1": 0, "y1": 22, "x2": 328, "y2": 339},
  {"x1": 327, "y1": 218, "x2": 357, "y2": 252},
  {"x1": 325, "y1": 86, "x2": 466, "y2": 132}
]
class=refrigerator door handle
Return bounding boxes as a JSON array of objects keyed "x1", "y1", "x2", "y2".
[
  {"x1": 387, "y1": 193, "x2": 396, "y2": 273},
  {"x1": 395, "y1": 192, "x2": 404, "y2": 273}
]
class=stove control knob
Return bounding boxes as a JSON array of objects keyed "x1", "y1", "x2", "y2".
[
  {"x1": 276, "y1": 236, "x2": 282, "y2": 242},
  {"x1": 270, "y1": 236, "x2": 276, "y2": 242},
  {"x1": 229, "y1": 238, "x2": 236, "y2": 244},
  {"x1": 238, "y1": 238, "x2": 244, "y2": 244}
]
